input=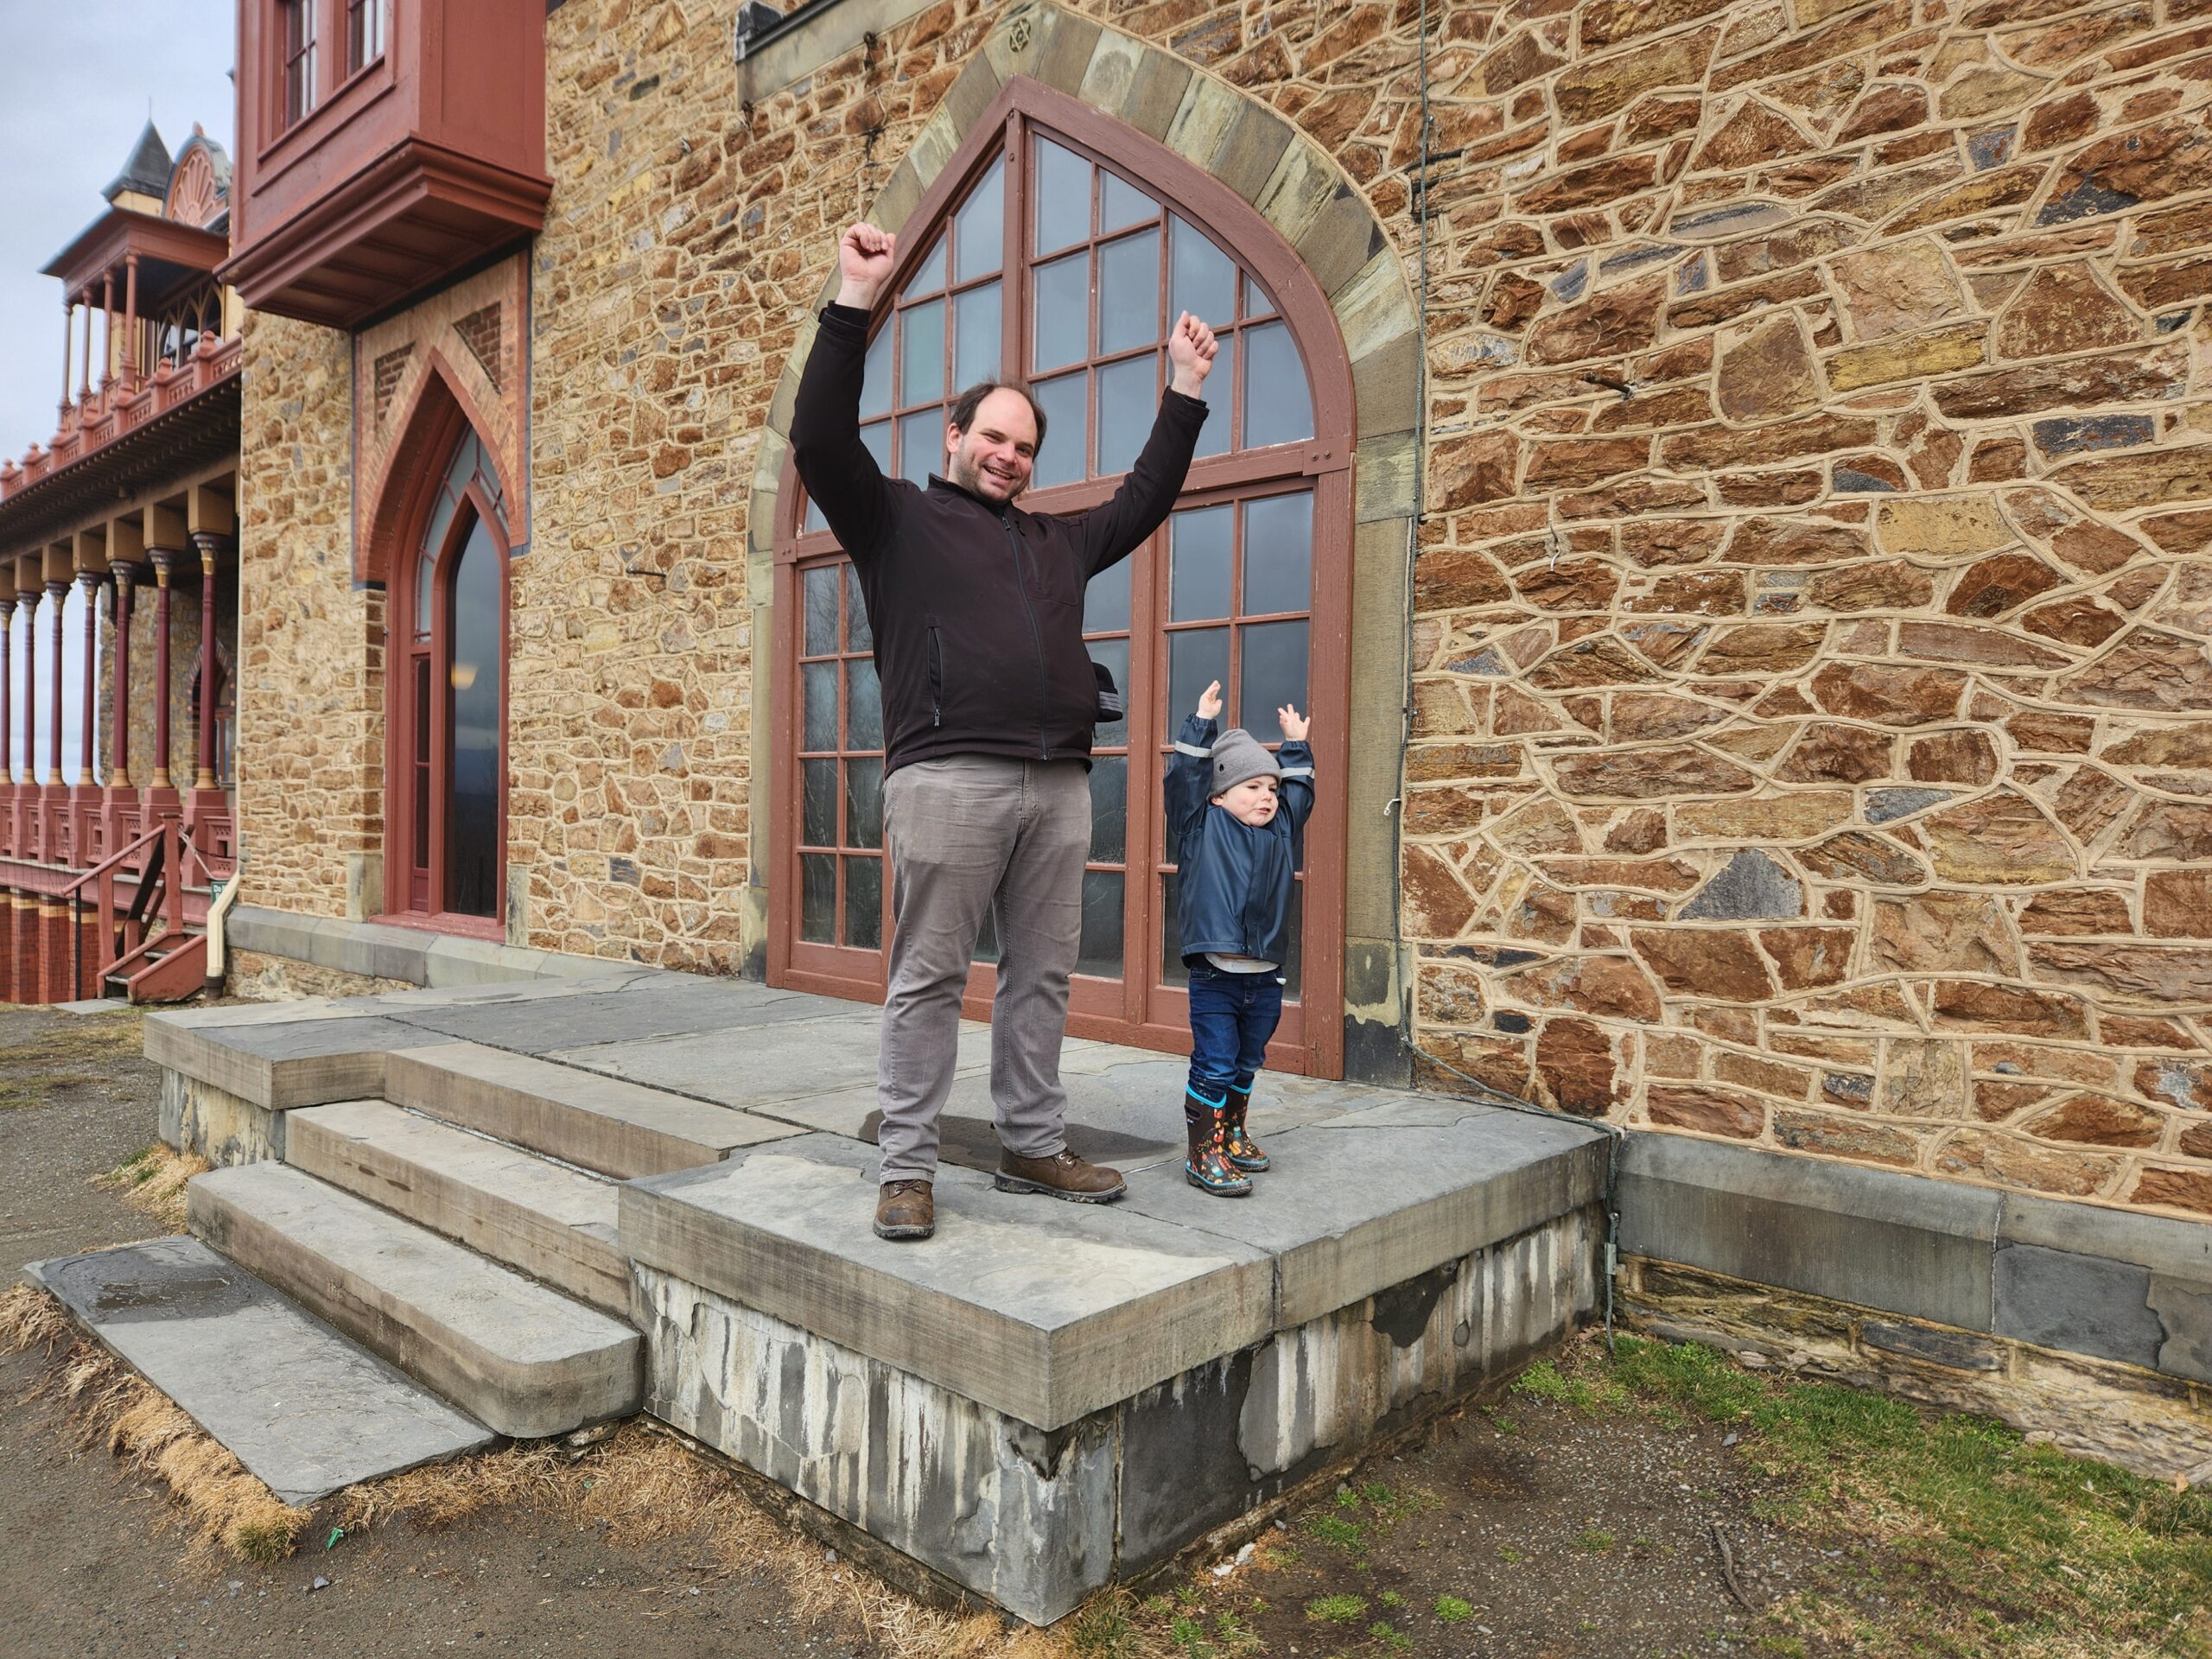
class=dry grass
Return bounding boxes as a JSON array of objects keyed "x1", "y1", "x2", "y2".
[
  {"x1": 92, "y1": 1144, "x2": 208, "y2": 1232},
  {"x1": 1, "y1": 1283, "x2": 310, "y2": 1561},
  {"x1": 4, "y1": 1287, "x2": 1149, "y2": 1659},
  {"x1": 0, "y1": 1013, "x2": 148, "y2": 1110}
]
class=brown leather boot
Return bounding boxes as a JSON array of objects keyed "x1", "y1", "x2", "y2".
[
  {"x1": 995, "y1": 1147, "x2": 1128, "y2": 1204},
  {"x1": 874, "y1": 1179, "x2": 935, "y2": 1241}
]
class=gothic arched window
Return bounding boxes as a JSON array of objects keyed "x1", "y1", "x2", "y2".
[{"x1": 774, "y1": 80, "x2": 1351, "y2": 1075}]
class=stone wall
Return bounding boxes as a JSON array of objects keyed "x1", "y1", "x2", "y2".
[
  {"x1": 235, "y1": 310, "x2": 378, "y2": 918},
  {"x1": 232, "y1": 0, "x2": 2212, "y2": 1218}
]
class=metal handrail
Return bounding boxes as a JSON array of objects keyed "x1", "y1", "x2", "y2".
[{"x1": 65, "y1": 819, "x2": 207, "y2": 1001}]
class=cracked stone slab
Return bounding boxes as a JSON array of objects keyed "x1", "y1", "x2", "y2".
[
  {"x1": 765, "y1": 1052, "x2": 1373, "y2": 1172},
  {"x1": 1118, "y1": 1103, "x2": 1610, "y2": 1328},
  {"x1": 388, "y1": 977, "x2": 826, "y2": 1054},
  {"x1": 549, "y1": 1014, "x2": 986, "y2": 1113},
  {"x1": 27, "y1": 1236, "x2": 491, "y2": 1506},
  {"x1": 620, "y1": 1134, "x2": 1274, "y2": 1429},
  {"x1": 145, "y1": 1013, "x2": 430, "y2": 1109}
]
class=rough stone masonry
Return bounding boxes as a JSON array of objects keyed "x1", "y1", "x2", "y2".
[{"x1": 232, "y1": 0, "x2": 2212, "y2": 1229}]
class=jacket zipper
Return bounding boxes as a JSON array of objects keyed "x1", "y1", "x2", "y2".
[
  {"x1": 926, "y1": 623, "x2": 944, "y2": 727},
  {"x1": 1001, "y1": 516, "x2": 1051, "y2": 759}
]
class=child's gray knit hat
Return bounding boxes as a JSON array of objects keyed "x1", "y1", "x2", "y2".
[{"x1": 1211, "y1": 728, "x2": 1281, "y2": 795}]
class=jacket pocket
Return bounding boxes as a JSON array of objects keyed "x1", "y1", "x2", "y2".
[{"x1": 926, "y1": 618, "x2": 944, "y2": 727}]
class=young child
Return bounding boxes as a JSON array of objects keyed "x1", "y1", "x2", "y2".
[{"x1": 1164, "y1": 680, "x2": 1316, "y2": 1196}]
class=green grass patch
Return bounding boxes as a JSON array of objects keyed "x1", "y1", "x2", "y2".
[
  {"x1": 1434, "y1": 1595, "x2": 1473, "y2": 1624},
  {"x1": 1597, "y1": 1334, "x2": 2212, "y2": 1656}
]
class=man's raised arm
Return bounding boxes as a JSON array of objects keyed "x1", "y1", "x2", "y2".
[
  {"x1": 1077, "y1": 311, "x2": 1218, "y2": 576},
  {"x1": 791, "y1": 224, "x2": 904, "y2": 563}
]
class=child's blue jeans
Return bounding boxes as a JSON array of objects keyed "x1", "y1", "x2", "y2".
[{"x1": 1185, "y1": 961, "x2": 1285, "y2": 1103}]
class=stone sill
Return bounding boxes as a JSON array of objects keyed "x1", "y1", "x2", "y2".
[{"x1": 226, "y1": 904, "x2": 629, "y2": 991}]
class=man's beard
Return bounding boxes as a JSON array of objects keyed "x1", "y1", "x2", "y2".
[{"x1": 949, "y1": 444, "x2": 1027, "y2": 504}]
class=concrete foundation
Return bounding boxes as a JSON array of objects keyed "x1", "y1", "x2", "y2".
[{"x1": 636, "y1": 1205, "x2": 1598, "y2": 1624}]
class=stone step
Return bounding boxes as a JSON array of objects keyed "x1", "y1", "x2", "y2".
[
  {"x1": 286, "y1": 1100, "x2": 629, "y2": 1315},
  {"x1": 188, "y1": 1161, "x2": 641, "y2": 1440},
  {"x1": 27, "y1": 1236, "x2": 493, "y2": 1505},
  {"x1": 385, "y1": 1042, "x2": 799, "y2": 1179}
]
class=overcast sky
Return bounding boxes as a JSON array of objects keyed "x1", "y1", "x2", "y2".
[
  {"x1": 0, "y1": 12, "x2": 231, "y2": 782},
  {"x1": 0, "y1": 8, "x2": 234, "y2": 460}
]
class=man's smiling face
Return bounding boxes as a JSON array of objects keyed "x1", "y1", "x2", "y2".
[{"x1": 944, "y1": 388, "x2": 1039, "y2": 504}]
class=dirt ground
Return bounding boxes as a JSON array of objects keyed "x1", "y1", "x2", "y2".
[{"x1": 6, "y1": 1002, "x2": 2201, "y2": 1659}]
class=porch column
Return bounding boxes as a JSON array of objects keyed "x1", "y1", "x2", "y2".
[
  {"x1": 121, "y1": 256, "x2": 140, "y2": 389},
  {"x1": 108, "y1": 563, "x2": 133, "y2": 788},
  {"x1": 13, "y1": 588, "x2": 35, "y2": 857},
  {"x1": 189, "y1": 532, "x2": 224, "y2": 792},
  {"x1": 78, "y1": 302, "x2": 92, "y2": 403},
  {"x1": 59, "y1": 301, "x2": 72, "y2": 426},
  {"x1": 99, "y1": 273, "x2": 115, "y2": 392},
  {"x1": 144, "y1": 549, "x2": 178, "y2": 824},
  {"x1": 41, "y1": 579, "x2": 67, "y2": 863}
]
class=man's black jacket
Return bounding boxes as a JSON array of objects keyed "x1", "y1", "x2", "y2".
[{"x1": 791, "y1": 302, "x2": 1208, "y2": 774}]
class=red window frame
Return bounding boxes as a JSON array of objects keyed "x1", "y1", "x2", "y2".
[
  {"x1": 279, "y1": 0, "x2": 318, "y2": 130},
  {"x1": 770, "y1": 77, "x2": 1352, "y2": 1077}
]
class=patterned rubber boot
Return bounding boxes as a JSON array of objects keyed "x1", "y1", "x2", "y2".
[
  {"x1": 1184, "y1": 1087, "x2": 1252, "y2": 1197},
  {"x1": 1222, "y1": 1083, "x2": 1271, "y2": 1172}
]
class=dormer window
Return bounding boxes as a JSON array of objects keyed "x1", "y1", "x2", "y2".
[
  {"x1": 346, "y1": 0, "x2": 385, "y2": 76},
  {"x1": 280, "y1": 0, "x2": 318, "y2": 129}
]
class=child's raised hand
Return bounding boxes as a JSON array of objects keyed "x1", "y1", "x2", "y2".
[
  {"x1": 1196, "y1": 680, "x2": 1224, "y2": 721},
  {"x1": 1278, "y1": 703, "x2": 1309, "y2": 741}
]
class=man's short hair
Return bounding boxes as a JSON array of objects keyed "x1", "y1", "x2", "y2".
[{"x1": 949, "y1": 381, "x2": 1047, "y2": 451}]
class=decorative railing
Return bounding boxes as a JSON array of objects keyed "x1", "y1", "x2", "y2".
[{"x1": 0, "y1": 332, "x2": 243, "y2": 502}]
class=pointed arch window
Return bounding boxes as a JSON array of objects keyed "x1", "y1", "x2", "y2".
[
  {"x1": 391, "y1": 427, "x2": 509, "y2": 926},
  {"x1": 775, "y1": 81, "x2": 1350, "y2": 1076}
]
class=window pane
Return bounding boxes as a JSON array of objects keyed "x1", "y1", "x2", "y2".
[
  {"x1": 1084, "y1": 563, "x2": 1130, "y2": 634},
  {"x1": 844, "y1": 567, "x2": 873, "y2": 652},
  {"x1": 1168, "y1": 627, "x2": 1230, "y2": 737},
  {"x1": 1170, "y1": 505, "x2": 1234, "y2": 620},
  {"x1": 1088, "y1": 755, "x2": 1128, "y2": 863},
  {"x1": 802, "y1": 662, "x2": 837, "y2": 751},
  {"x1": 1160, "y1": 871, "x2": 1185, "y2": 986},
  {"x1": 1030, "y1": 373, "x2": 1086, "y2": 491},
  {"x1": 953, "y1": 281, "x2": 1001, "y2": 391},
  {"x1": 800, "y1": 854, "x2": 836, "y2": 944},
  {"x1": 952, "y1": 157, "x2": 1005, "y2": 282},
  {"x1": 860, "y1": 326, "x2": 893, "y2": 420},
  {"x1": 844, "y1": 856, "x2": 883, "y2": 950},
  {"x1": 415, "y1": 550, "x2": 435, "y2": 638},
  {"x1": 1034, "y1": 137, "x2": 1090, "y2": 254},
  {"x1": 802, "y1": 758, "x2": 836, "y2": 847},
  {"x1": 901, "y1": 298, "x2": 946, "y2": 404},
  {"x1": 804, "y1": 498, "x2": 826, "y2": 535},
  {"x1": 846, "y1": 756, "x2": 884, "y2": 849},
  {"x1": 803, "y1": 565, "x2": 839, "y2": 656},
  {"x1": 1095, "y1": 356, "x2": 1155, "y2": 478},
  {"x1": 1170, "y1": 216, "x2": 1235, "y2": 329},
  {"x1": 1243, "y1": 320, "x2": 1313, "y2": 449},
  {"x1": 1243, "y1": 493, "x2": 1313, "y2": 616},
  {"x1": 1192, "y1": 333, "x2": 1233, "y2": 459},
  {"x1": 1032, "y1": 251, "x2": 1089, "y2": 373},
  {"x1": 412, "y1": 656, "x2": 430, "y2": 869},
  {"x1": 861, "y1": 420, "x2": 891, "y2": 479},
  {"x1": 1078, "y1": 868, "x2": 1124, "y2": 978},
  {"x1": 908, "y1": 235, "x2": 946, "y2": 297},
  {"x1": 1097, "y1": 230, "x2": 1160, "y2": 355},
  {"x1": 1243, "y1": 271, "x2": 1274, "y2": 318},
  {"x1": 1238, "y1": 619, "x2": 1309, "y2": 734},
  {"x1": 1100, "y1": 170, "x2": 1156, "y2": 232},
  {"x1": 446, "y1": 518, "x2": 502, "y2": 920},
  {"x1": 846, "y1": 658, "x2": 883, "y2": 749},
  {"x1": 899, "y1": 410, "x2": 942, "y2": 486},
  {"x1": 1087, "y1": 637, "x2": 1129, "y2": 747}
]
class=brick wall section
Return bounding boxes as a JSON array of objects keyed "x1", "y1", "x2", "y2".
[
  {"x1": 235, "y1": 311, "x2": 378, "y2": 919},
  {"x1": 237, "y1": 0, "x2": 2212, "y2": 1217}
]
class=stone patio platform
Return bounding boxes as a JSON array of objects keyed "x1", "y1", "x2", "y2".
[{"x1": 146, "y1": 967, "x2": 1608, "y2": 1623}]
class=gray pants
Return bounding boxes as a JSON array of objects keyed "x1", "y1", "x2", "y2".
[{"x1": 877, "y1": 756, "x2": 1090, "y2": 1183}]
